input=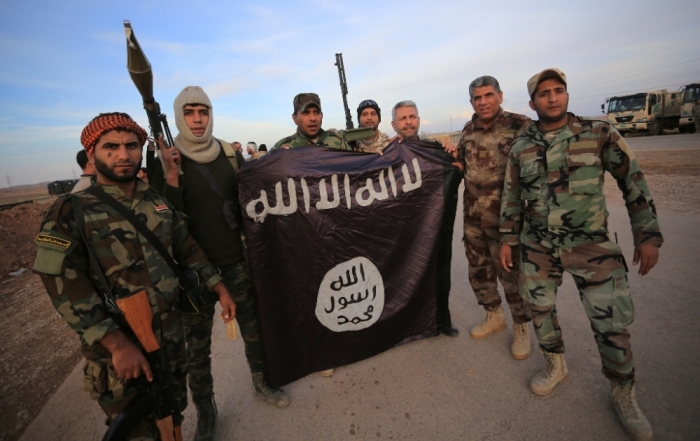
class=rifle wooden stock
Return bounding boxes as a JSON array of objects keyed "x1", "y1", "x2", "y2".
[
  {"x1": 116, "y1": 290, "x2": 181, "y2": 441},
  {"x1": 116, "y1": 290, "x2": 158, "y2": 352}
]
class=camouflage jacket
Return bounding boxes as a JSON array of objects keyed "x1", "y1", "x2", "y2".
[
  {"x1": 499, "y1": 113, "x2": 663, "y2": 249},
  {"x1": 355, "y1": 130, "x2": 391, "y2": 153},
  {"x1": 457, "y1": 109, "x2": 531, "y2": 228},
  {"x1": 33, "y1": 180, "x2": 222, "y2": 359},
  {"x1": 272, "y1": 128, "x2": 352, "y2": 150}
]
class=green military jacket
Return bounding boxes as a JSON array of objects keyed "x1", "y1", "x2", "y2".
[
  {"x1": 457, "y1": 109, "x2": 531, "y2": 228},
  {"x1": 499, "y1": 113, "x2": 663, "y2": 250},
  {"x1": 33, "y1": 180, "x2": 222, "y2": 358},
  {"x1": 271, "y1": 128, "x2": 351, "y2": 150}
]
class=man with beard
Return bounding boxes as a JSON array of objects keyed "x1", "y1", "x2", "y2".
[
  {"x1": 272, "y1": 93, "x2": 351, "y2": 150},
  {"x1": 391, "y1": 100, "x2": 461, "y2": 338},
  {"x1": 151, "y1": 86, "x2": 290, "y2": 441},
  {"x1": 499, "y1": 69, "x2": 661, "y2": 441},
  {"x1": 456, "y1": 76, "x2": 533, "y2": 360},
  {"x1": 355, "y1": 99, "x2": 390, "y2": 153},
  {"x1": 33, "y1": 112, "x2": 236, "y2": 440}
]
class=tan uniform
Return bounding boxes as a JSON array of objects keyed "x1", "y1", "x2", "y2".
[{"x1": 457, "y1": 109, "x2": 531, "y2": 322}]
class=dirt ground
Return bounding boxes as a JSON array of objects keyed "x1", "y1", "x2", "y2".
[{"x1": 0, "y1": 148, "x2": 697, "y2": 441}]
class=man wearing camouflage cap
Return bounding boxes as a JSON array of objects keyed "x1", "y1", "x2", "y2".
[
  {"x1": 499, "y1": 68, "x2": 661, "y2": 441},
  {"x1": 33, "y1": 112, "x2": 236, "y2": 440},
  {"x1": 456, "y1": 75, "x2": 533, "y2": 359},
  {"x1": 272, "y1": 93, "x2": 351, "y2": 150},
  {"x1": 355, "y1": 99, "x2": 390, "y2": 153}
]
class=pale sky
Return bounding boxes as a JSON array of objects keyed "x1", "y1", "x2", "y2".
[{"x1": 1, "y1": 0, "x2": 698, "y2": 186}]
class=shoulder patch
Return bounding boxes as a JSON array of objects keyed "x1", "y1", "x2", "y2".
[
  {"x1": 35, "y1": 234, "x2": 71, "y2": 249},
  {"x1": 154, "y1": 205, "x2": 171, "y2": 213}
]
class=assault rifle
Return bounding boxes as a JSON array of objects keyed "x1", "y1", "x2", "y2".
[
  {"x1": 124, "y1": 21, "x2": 175, "y2": 180},
  {"x1": 334, "y1": 53, "x2": 374, "y2": 147},
  {"x1": 102, "y1": 290, "x2": 183, "y2": 441}
]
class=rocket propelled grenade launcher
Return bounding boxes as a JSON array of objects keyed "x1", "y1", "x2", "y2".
[{"x1": 124, "y1": 21, "x2": 174, "y2": 178}]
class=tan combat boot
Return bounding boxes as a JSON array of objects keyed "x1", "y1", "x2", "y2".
[
  {"x1": 529, "y1": 350, "x2": 568, "y2": 395},
  {"x1": 469, "y1": 307, "x2": 506, "y2": 339},
  {"x1": 611, "y1": 381, "x2": 653, "y2": 441},
  {"x1": 319, "y1": 369, "x2": 335, "y2": 377},
  {"x1": 511, "y1": 322, "x2": 531, "y2": 360}
]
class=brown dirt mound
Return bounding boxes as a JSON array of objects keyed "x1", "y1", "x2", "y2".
[{"x1": 0, "y1": 201, "x2": 81, "y2": 441}]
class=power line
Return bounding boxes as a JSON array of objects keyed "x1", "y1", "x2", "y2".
[
  {"x1": 576, "y1": 58, "x2": 700, "y2": 89},
  {"x1": 576, "y1": 52, "x2": 700, "y2": 88}
]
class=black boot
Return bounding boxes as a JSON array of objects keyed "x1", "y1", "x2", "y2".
[
  {"x1": 252, "y1": 372, "x2": 291, "y2": 408},
  {"x1": 193, "y1": 395, "x2": 218, "y2": 441},
  {"x1": 439, "y1": 324, "x2": 459, "y2": 337}
]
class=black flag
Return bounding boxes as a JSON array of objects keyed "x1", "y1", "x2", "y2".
[{"x1": 238, "y1": 141, "x2": 460, "y2": 387}]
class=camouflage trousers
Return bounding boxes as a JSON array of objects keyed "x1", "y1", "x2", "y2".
[
  {"x1": 182, "y1": 261, "x2": 266, "y2": 401},
  {"x1": 463, "y1": 223, "x2": 530, "y2": 323},
  {"x1": 519, "y1": 236, "x2": 635, "y2": 383},
  {"x1": 84, "y1": 316, "x2": 188, "y2": 440}
]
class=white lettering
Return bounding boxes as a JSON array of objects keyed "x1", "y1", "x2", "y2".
[
  {"x1": 301, "y1": 178, "x2": 310, "y2": 213},
  {"x1": 316, "y1": 174, "x2": 340, "y2": 210},
  {"x1": 402, "y1": 158, "x2": 422, "y2": 193},
  {"x1": 246, "y1": 190, "x2": 269, "y2": 223},
  {"x1": 267, "y1": 179, "x2": 297, "y2": 215},
  {"x1": 355, "y1": 170, "x2": 389, "y2": 207}
]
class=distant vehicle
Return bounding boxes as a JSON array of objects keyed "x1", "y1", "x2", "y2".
[
  {"x1": 47, "y1": 180, "x2": 78, "y2": 195},
  {"x1": 678, "y1": 83, "x2": 700, "y2": 133},
  {"x1": 602, "y1": 90, "x2": 682, "y2": 136}
]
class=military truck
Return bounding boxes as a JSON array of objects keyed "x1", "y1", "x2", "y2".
[
  {"x1": 602, "y1": 90, "x2": 682, "y2": 136},
  {"x1": 678, "y1": 83, "x2": 700, "y2": 133}
]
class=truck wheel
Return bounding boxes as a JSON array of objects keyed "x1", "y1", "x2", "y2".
[{"x1": 650, "y1": 121, "x2": 662, "y2": 136}]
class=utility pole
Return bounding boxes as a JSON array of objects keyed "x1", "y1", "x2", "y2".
[
  {"x1": 6, "y1": 175, "x2": 11, "y2": 188},
  {"x1": 72, "y1": 170, "x2": 77, "y2": 179},
  {"x1": 450, "y1": 116, "x2": 453, "y2": 132}
]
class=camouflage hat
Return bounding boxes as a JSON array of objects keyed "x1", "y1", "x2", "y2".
[
  {"x1": 527, "y1": 68, "x2": 567, "y2": 98},
  {"x1": 293, "y1": 93, "x2": 322, "y2": 114}
]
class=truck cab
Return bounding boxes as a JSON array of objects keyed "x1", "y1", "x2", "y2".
[
  {"x1": 679, "y1": 83, "x2": 700, "y2": 133},
  {"x1": 602, "y1": 90, "x2": 681, "y2": 136}
]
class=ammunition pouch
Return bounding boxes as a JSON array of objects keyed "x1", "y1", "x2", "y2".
[{"x1": 83, "y1": 359, "x2": 125, "y2": 400}]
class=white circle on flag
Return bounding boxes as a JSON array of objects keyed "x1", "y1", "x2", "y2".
[{"x1": 315, "y1": 256, "x2": 385, "y2": 332}]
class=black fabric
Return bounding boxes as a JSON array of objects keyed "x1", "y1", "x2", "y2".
[
  {"x1": 238, "y1": 141, "x2": 459, "y2": 387},
  {"x1": 150, "y1": 150, "x2": 244, "y2": 268},
  {"x1": 190, "y1": 160, "x2": 240, "y2": 231}
]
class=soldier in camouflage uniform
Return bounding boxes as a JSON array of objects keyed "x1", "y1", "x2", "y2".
[
  {"x1": 272, "y1": 93, "x2": 352, "y2": 150},
  {"x1": 33, "y1": 112, "x2": 236, "y2": 440},
  {"x1": 151, "y1": 87, "x2": 290, "y2": 441},
  {"x1": 355, "y1": 99, "x2": 391, "y2": 153},
  {"x1": 499, "y1": 69, "x2": 661, "y2": 441},
  {"x1": 456, "y1": 76, "x2": 533, "y2": 359}
]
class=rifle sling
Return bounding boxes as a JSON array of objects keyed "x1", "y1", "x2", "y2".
[
  {"x1": 71, "y1": 194, "x2": 121, "y2": 315},
  {"x1": 83, "y1": 185, "x2": 195, "y2": 292}
]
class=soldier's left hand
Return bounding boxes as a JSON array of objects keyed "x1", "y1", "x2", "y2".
[
  {"x1": 633, "y1": 244, "x2": 659, "y2": 276},
  {"x1": 212, "y1": 282, "x2": 237, "y2": 323}
]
